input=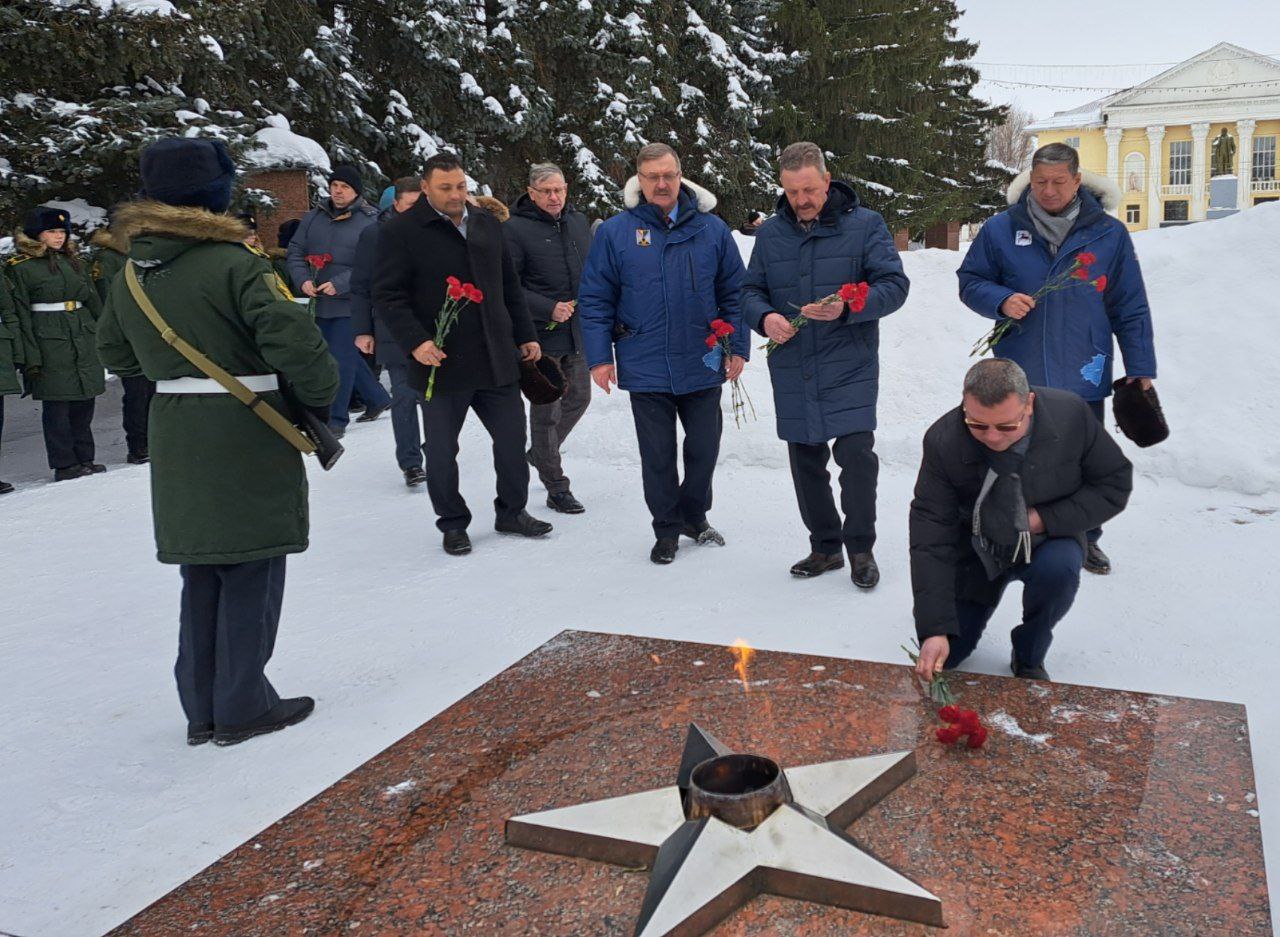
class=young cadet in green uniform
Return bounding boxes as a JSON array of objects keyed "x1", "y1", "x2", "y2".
[
  {"x1": 91, "y1": 218, "x2": 154, "y2": 464},
  {"x1": 96, "y1": 138, "x2": 339, "y2": 747},
  {"x1": 0, "y1": 276, "x2": 22, "y2": 494},
  {"x1": 6, "y1": 207, "x2": 106, "y2": 481}
]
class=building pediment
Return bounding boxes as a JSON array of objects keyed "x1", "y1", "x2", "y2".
[{"x1": 1106, "y1": 43, "x2": 1280, "y2": 112}]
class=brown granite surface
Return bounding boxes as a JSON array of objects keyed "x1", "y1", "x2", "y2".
[{"x1": 112, "y1": 630, "x2": 1271, "y2": 936}]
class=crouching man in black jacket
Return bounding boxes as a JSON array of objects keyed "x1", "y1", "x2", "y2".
[{"x1": 910, "y1": 359, "x2": 1132, "y2": 682}]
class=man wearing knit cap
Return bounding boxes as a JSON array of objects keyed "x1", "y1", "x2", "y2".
[
  {"x1": 286, "y1": 164, "x2": 390, "y2": 437},
  {"x1": 96, "y1": 136, "x2": 339, "y2": 747}
]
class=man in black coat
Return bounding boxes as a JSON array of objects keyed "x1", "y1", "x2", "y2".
[
  {"x1": 352, "y1": 175, "x2": 427, "y2": 487},
  {"x1": 504, "y1": 162, "x2": 594, "y2": 514},
  {"x1": 910, "y1": 359, "x2": 1132, "y2": 682},
  {"x1": 374, "y1": 151, "x2": 551, "y2": 555}
]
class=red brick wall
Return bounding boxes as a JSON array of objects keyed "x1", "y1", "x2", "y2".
[
  {"x1": 246, "y1": 169, "x2": 312, "y2": 241},
  {"x1": 923, "y1": 221, "x2": 961, "y2": 251},
  {"x1": 893, "y1": 228, "x2": 910, "y2": 252}
]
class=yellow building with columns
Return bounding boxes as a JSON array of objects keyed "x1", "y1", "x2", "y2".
[{"x1": 1028, "y1": 43, "x2": 1280, "y2": 231}]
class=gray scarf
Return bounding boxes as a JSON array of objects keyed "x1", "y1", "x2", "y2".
[
  {"x1": 971, "y1": 428, "x2": 1036, "y2": 580},
  {"x1": 1025, "y1": 194, "x2": 1080, "y2": 255}
]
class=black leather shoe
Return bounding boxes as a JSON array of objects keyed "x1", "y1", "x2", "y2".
[
  {"x1": 443, "y1": 530, "x2": 472, "y2": 555},
  {"x1": 650, "y1": 537, "x2": 679, "y2": 564},
  {"x1": 1011, "y1": 650, "x2": 1050, "y2": 681},
  {"x1": 53, "y1": 465, "x2": 90, "y2": 481},
  {"x1": 0, "y1": 480, "x2": 13, "y2": 495},
  {"x1": 81, "y1": 462, "x2": 107, "y2": 474},
  {"x1": 850, "y1": 551, "x2": 880, "y2": 589},
  {"x1": 355, "y1": 403, "x2": 389, "y2": 423},
  {"x1": 187, "y1": 722, "x2": 214, "y2": 746},
  {"x1": 403, "y1": 466, "x2": 427, "y2": 487},
  {"x1": 1084, "y1": 542, "x2": 1111, "y2": 575},
  {"x1": 213, "y1": 697, "x2": 315, "y2": 746},
  {"x1": 546, "y1": 491, "x2": 585, "y2": 514},
  {"x1": 495, "y1": 511, "x2": 553, "y2": 537},
  {"x1": 127, "y1": 450, "x2": 150, "y2": 465},
  {"x1": 790, "y1": 552, "x2": 845, "y2": 578},
  {"x1": 681, "y1": 520, "x2": 725, "y2": 545}
]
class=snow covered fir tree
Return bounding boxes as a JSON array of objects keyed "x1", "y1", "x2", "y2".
[{"x1": 2, "y1": 0, "x2": 1005, "y2": 232}]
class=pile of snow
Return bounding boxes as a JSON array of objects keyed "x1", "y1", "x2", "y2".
[
  {"x1": 44, "y1": 197, "x2": 108, "y2": 231},
  {"x1": 40, "y1": 0, "x2": 179, "y2": 13},
  {"x1": 244, "y1": 115, "x2": 331, "y2": 173}
]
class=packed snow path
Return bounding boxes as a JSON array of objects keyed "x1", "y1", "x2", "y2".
[{"x1": 2, "y1": 206, "x2": 1277, "y2": 935}]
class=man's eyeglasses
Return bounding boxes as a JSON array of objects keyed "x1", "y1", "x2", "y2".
[
  {"x1": 638, "y1": 171, "x2": 681, "y2": 185},
  {"x1": 532, "y1": 186, "x2": 568, "y2": 197},
  {"x1": 963, "y1": 413, "x2": 1027, "y2": 433}
]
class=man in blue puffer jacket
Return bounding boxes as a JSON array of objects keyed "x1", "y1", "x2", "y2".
[
  {"x1": 579, "y1": 143, "x2": 748, "y2": 565},
  {"x1": 957, "y1": 142, "x2": 1157, "y2": 576},
  {"x1": 742, "y1": 142, "x2": 909, "y2": 589}
]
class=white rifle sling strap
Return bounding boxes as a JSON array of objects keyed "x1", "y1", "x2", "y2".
[{"x1": 124, "y1": 261, "x2": 316, "y2": 455}]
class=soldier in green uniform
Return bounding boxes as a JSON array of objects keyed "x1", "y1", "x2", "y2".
[
  {"x1": 91, "y1": 215, "x2": 154, "y2": 464},
  {"x1": 6, "y1": 207, "x2": 106, "y2": 481},
  {"x1": 0, "y1": 275, "x2": 23, "y2": 494},
  {"x1": 96, "y1": 138, "x2": 340, "y2": 747}
]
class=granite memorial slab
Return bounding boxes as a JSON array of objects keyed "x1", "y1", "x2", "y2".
[{"x1": 111, "y1": 630, "x2": 1271, "y2": 936}]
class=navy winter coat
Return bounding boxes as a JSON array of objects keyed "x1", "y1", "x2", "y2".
[
  {"x1": 957, "y1": 172, "x2": 1157, "y2": 401},
  {"x1": 579, "y1": 178, "x2": 747, "y2": 395},
  {"x1": 286, "y1": 196, "x2": 378, "y2": 319},
  {"x1": 349, "y1": 208, "x2": 406, "y2": 366},
  {"x1": 741, "y1": 182, "x2": 909, "y2": 443}
]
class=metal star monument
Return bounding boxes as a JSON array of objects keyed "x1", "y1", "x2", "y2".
[{"x1": 506, "y1": 724, "x2": 944, "y2": 936}]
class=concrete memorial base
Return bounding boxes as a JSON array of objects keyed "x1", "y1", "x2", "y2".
[{"x1": 112, "y1": 630, "x2": 1270, "y2": 936}]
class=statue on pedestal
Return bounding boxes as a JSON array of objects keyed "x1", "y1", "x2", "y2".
[{"x1": 1211, "y1": 128, "x2": 1236, "y2": 177}]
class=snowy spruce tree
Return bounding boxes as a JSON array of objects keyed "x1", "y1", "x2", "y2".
[{"x1": 763, "y1": 0, "x2": 1006, "y2": 233}]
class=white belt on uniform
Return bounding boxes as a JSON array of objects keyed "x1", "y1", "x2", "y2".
[
  {"x1": 31, "y1": 301, "x2": 84, "y2": 312},
  {"x1": 292, "y1": 297, "x2": 312, "y2": 305},
  {"x1": 155, "y1": 374, "x2": 279, "y2": 394}
]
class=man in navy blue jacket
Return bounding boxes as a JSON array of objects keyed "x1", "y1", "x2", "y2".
[
  {"x1": 742, "y1": 142, "x2": 909, "y2": 589},
  {"x1": 579, "y1": 143, "x2": 748, "y2": 565},
  {"x1": 957, "y1": 143, "x2": 1157, "y2": 576}
]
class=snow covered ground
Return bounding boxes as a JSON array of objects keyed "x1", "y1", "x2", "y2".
[{"x1": 2, "y1": 206, "x2": 1278, "y2": 935}]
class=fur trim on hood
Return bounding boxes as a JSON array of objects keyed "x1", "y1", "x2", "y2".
[
  {"x1": 1006, "y1": 168, "x2": 1121, "y2": 213},
  {"x1": 623, "y1": 176, "x2": 718, "y2": 213},
  {"x1": 89, "y1": 227, "x2": 129, "y2": 254},
  {"x1": 110, "y1": 201, "x2": 251, "y2": 245},
  {"x1": 469, "y1": 195, "x2": 510, "y2": 222},
  {"x1": 11, "y1": 229, "x2": 81, "y2": 263}
]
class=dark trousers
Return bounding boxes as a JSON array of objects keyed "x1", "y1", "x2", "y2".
[
  {"x1": 386, "y1": 361, "x2": 425, "y2": 471},
  {"x1": 41, "y1": 398, "x2": 96, "y2": 470},
  {"x1": 423, "y1": 383, "x2": 528, "y2": 532},
  {"x1": 629, "y1": 386, "x2": 722, "y2": 538},
  {"x1": 317, "y1": 316, "x2": 391, "y2": 428},
  {"x1": 945, "y1": 537, "x2": 1084, "y2": 670},
  {"x1": 121, "y1": 374, "x2": 154, "y2": 456},
  {"x1": 1087, "y1": 400, "x2": 1105, "y2": 543},
  {"x1": 176, "y1": 556, "x2": 286, "y2": 728},
  {"x1": 787, "y1": 431, "x2": 878, "y2": 556},
  {"x1": 529, "y1": 353, "x2": 591, "y2": 495}
]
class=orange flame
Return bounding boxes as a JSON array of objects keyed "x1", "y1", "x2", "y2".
[{"x1": 729, "y1": 639, "x2": 755, "y2": 693}]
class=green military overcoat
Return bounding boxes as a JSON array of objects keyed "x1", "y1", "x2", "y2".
[{"x1": 0, "y1": 275, "x2": 22, "y2": 396}]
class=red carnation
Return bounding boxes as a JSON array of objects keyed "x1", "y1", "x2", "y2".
[
  {"x1": 305, "y1": 253, "x2": 333, "y2": 270},
  {"x1": 1075, "y1": 251, "x2": 1097, "y2": 266},
  {"x1": 447, "y1": 283, "x2": 464, "y2": 301},
  {"x1": 938, "y1": 705, "x2": 960, "y2": 724},
  {"x1": 1093, "y1": 275, "x2": 1107, "y2": 293},
  {"x1": 935, "y1": 726, "x2": 962, "y2": 744},
  {"x1": 465, "y1": 284, "x2": 484, "y2": 303},
  {"x1": 447, "y1": 275, "x2": 461, "y2": 288},
  {"x1": 957, "y1": 709, "x2": 981, "y2": 733},
  {"x1": 1072, "y1": 267, "x2": 1090, "y2": 280},
  {"x1": 711, "y1": 318, "x2": 734, "y2": 338},
  {"x1": 966, "y1": 726, "x2": 989, "y2": 749},
  {"x1": 705, "y1": 334, "x2": 718, "y2": 348}
]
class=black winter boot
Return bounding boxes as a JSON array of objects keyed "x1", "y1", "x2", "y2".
[
  {"x1": 495, "y1": 511, "x2": 553, "y2": 537},
  {"x1": 681, "y1": 520, "x2": 725, "y2": 546},
  {"x1": 213, "y1": 697, "x2": 315, "y2": 746},
  {"x1": 790, "y1": 552, "x2": 845, "y2": 578},
  {"x1": 650, "y1": 537, "x2": 679, "y2": 565},
  {"x1": 1084, "y1": 542, "x2": 1111, "y2": 575},
  {"x1": 850, "y1": 552, "x2": 880, "y2": 590}
]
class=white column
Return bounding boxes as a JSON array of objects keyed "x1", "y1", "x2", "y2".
[
  {"x1": 1146, "y1": 125, "x2": 1165, "y2": 228},
  {"x1": 1237, "y1": 119, "x2": 1257, "y2": 209},
  {"x1": 1104, "y1": 128, "x2": 1124, "y2": 218},
  {"x1": 1190, "y1": 121, "x2": 1210, "y2": 220}
]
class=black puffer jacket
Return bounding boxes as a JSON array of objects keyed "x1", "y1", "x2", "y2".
[
  {"x1": 910, "y1": 387, "x2": 1132, "y2": 641},
  {"x1": 502, "y1": 195, "x2": 592, "y2": 356}
]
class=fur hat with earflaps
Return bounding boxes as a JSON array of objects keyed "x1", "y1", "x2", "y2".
[
  {"x1": 22, "y1": 206, "x2": 71, "y2": 239},
  {"x1": 519, "y1": 356, "x2": 566, "y2": 406},
  {"x1": 1111, "y1": 378, "x2": 1169, "y2": 448}
]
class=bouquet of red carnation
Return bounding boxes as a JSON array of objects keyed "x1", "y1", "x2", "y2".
[
  {"x1": 760, "y1": 281, "x2": 869, "y2": 356},
  {"x1": 303, "y1": 252, "x2": 334, "y2": 317},
  {"x1": 902, "y1": 639, "x2": 956, "y2": 706},
  {"x1": 703, "y1": 317, "x2": 755, "y2": 427},
  {"x1": 934, "y1": 705, "x2": 988, "y2": 749},
  {"x1": 425, "y1": 275, "x2": 484, "y2": 401},
  {"x1": 971, "y1": 251, "x2": 1108, "y2": 357}
]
